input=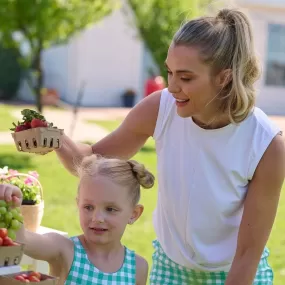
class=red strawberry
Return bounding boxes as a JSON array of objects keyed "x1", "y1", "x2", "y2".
[
  {"x1": 15, "y1": 124, "x2": 29, "y2": 132},
  {"x1": 31, "y1": 118, "x2": 48, "y2": 128},
  {"x1": 24, "y1": 121, "x2": 32, "y2": 129}
]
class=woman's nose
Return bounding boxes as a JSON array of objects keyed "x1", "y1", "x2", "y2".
[{"x1": 167, "y1": 77, "x2": 181, "y2": 94}]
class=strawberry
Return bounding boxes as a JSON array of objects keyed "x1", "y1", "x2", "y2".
[
  {"x1": 24, "y1": 121, "x2": 32, "y2": 129},
  {"x1": 31, "y1": 118, "x2": 48, "y2": 128},
  {"x1": 15, "y1": 124, "x2": 29, "y2": 132},
  {"x1": 10, "y1": 109, "x2": 56, "y2": 132}
]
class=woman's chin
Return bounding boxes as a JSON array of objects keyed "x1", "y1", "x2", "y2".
[{"x1": 176, "y1": 107, "x2": 193, "y2": 118}]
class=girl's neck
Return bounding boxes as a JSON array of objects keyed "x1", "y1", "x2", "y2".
[{"x1": 80, "y1": 235, "x2": 124, "y2": 259}]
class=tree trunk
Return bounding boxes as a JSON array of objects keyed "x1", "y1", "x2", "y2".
[{"x1": 33, "y1": 48, "x2": 43, "y2": 113}]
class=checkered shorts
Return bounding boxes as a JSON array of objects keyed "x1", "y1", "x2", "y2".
[{"x1": 149, "y1": 240, "x2": 273, "y2": 284}]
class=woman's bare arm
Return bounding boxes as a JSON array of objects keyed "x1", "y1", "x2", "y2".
[{"x1": 55, "y1": 91, "x2": 161, "y2": 175}]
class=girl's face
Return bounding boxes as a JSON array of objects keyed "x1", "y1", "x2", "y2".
[{"x1": 77, "y1": 175, "x2": 143, "y2": 246}]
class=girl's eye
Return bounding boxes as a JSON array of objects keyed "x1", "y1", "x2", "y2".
[
  {"x1": 106, "y1": 207, "x2": 117, "y2": 212},
  {"x1": 84, "y1": 205, "x2": 93, "y2": 211},
  {"x1": 181, "y1": 78, "x2": 191, "y2": 82}
]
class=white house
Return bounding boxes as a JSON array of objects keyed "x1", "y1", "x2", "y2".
[
  {"x1": 18, "y1": 0, "x2": 285, "y2": 114},
  {"x1": 236, "y1": 0, "x2": 285, "y2": 114},
  {"x1": 18, "y1": 0, "x2": 159, "y2": 107}
]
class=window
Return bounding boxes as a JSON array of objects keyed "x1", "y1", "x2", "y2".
[{"x1": 265, "y1": 23, "x2": 285, "y2": 87}]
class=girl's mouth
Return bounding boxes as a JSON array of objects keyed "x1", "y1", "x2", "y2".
[{"x1": 90, "y1": 227, "x2": 108, "y2": 234}]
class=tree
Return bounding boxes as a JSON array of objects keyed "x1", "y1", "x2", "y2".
[
  {"x1": 0, "y1": 0, "x2": 116, "y2": 112},
  {"x1": 0, "y1": 43, "x2": 22, "y2": 100},
  {"x1": 128, "y1": 0, "x2": 215, "y2": 78}
]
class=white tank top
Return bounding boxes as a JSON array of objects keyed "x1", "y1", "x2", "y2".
[{"x1": 153, "y1": 88, "x2": 281, "y2": 272}]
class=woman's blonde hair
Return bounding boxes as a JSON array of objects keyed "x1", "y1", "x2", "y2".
[
  {"x1": 173, "y1": 8, "x2": 260, "y2": 123},
  {"x1": 76, "y1": 155, "x2": 155, "y2": 205}
]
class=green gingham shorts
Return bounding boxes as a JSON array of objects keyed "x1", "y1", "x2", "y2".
[{"x1": 149, "y1": 240, "x2": 273, "y2": 284}]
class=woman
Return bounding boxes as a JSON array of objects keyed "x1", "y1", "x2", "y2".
[{"x1": 55, "y1": 8, "x2": 285, "y2": 284}]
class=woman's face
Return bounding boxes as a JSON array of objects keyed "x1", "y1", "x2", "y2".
[{"x1": 165, "y1": 44, "x2": 224, "y2": 125}]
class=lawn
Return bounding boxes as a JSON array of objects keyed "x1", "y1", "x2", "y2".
[
  {"x1": 0, "y1": 104, "x2": 20, "y2": 131},
  {"x1": 86, "y1": 119, "x2": 122, "y2": 132},
  {"x1": 0, "y1": 116, "x2": 284, "y2": 284}
]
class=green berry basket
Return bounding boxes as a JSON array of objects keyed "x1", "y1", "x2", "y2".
[
  {"x1": 11, "y1": 127, "x2": 64, "y2": 155},
  {"x1": 4, "y1": 173, "x2": 44, "y2": 233}
]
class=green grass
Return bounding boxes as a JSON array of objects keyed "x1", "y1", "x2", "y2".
[
  {"x1": 0, "y1": 105, "x2": 19, "y2": 131},
  {"x1": 87, "y1": 119, "x2": 121, "y2": 132},
  {"x1": 1, "y1": 117, "x2": 285, "y2": 284},
  {"x1": 88, "y1": 119, "x2": 156, "y2": 152}
]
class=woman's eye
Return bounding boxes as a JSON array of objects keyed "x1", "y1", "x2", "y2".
[{"x1": 181, "y1": 78, "x2": 191, "y2": 82}]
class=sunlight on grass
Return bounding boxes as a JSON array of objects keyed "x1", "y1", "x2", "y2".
[
  {"x1": 86, "y1": 119, "x2": 121, "y2": 132},
  {"x1": 0, "y1": 105, "x2": 18, "y2": 131}
]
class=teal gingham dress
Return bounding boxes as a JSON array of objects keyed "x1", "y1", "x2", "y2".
[
  {"x1": 65, "y1": 236, "x2": 136, "y2": 285},
  {"x1": 150, "y1": 240, "x2": 273, "y2": 285}
]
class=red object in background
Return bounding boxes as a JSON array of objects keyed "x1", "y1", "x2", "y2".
[{"x1": 144, "y1": 76, "x2": 165, "y2": 97}]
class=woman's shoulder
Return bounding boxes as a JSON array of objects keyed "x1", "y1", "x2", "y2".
[
  {"x1": 242, "y1": 107, "x2": 281, "y2": 136},
  {"x1": 243, "y1": 107, "x2": 283, "y2": 179}
]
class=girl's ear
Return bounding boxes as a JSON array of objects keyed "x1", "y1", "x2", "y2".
[{"x1": 128, "y1": 204, "x2": 144, "y2": 225}]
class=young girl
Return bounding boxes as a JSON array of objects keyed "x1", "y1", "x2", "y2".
[{"x1": 0, "y1": 155, "x2": 155, "y2": 285}]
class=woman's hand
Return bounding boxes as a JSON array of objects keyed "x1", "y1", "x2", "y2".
[{"x1": 0, "y1": 183, "x2": 23, "y2": 207}]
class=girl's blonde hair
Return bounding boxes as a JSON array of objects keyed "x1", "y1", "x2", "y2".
[
  {"x1": 173, "y1": 8, "x2": 260, "y2": 123},
  {"x1": 76, "y1": 155, "x2": 155, "y2": 205}
]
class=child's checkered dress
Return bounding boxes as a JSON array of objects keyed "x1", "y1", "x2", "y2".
[{"x1": 65, "y1": 236, "x2": 136, "y2": 285}]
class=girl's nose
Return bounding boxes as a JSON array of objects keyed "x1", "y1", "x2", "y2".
[{"x1": 92, "y1": 209, "x2": 104, "y2": 223}]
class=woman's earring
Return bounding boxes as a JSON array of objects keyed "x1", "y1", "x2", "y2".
[{"x1": 128, "y1": 220, "x2": 133, "y2": 225}]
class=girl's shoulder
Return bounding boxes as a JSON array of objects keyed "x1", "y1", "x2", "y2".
[{"x1": 135, "y1": 253, "x2": 148, "y2": 285}]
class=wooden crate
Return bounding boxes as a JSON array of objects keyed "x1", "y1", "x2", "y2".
[
  {"x1": 11, "y1": 127, "x2": 63, "y2": 154},
  {"x1": 0, "y1": 243, "x2": 24, "y2": 267}
]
